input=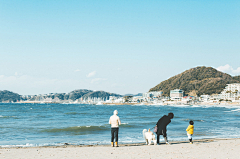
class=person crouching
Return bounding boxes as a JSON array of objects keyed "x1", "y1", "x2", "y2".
[{"x1": 156, "y1": 112, "x2": 174, "y2": 145}]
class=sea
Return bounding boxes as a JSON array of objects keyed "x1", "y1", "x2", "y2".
[{"x1": 0, "y1": 103, "x2": 240, "y2": 147}]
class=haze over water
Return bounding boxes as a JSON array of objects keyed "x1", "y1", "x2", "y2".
[{"x1": 0, "y1": 103, "x2": 240, "y2": 147}]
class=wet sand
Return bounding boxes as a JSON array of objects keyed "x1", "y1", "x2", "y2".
[{"x1": 1, "y1": 138, "x2": 239, "y2": 159}]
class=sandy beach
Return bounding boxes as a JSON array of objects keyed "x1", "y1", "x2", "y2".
[{"x1": 1, "y1": 138, "x2": 239, "y2": 159}]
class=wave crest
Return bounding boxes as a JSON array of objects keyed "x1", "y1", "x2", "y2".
[{"x1": 41, "y1": 125, "x2": 109, "y2": 135}]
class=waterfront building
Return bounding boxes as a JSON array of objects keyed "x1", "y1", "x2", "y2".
[
  {"x1": 142, "y1": 91, "x2": 163, "y2": 98},
  {"x1": 44, "y1": 97, "x2": 52, "y2": 103},
  {"x1": 200, "y1": 95, "x2": 210, "y2": 102},
  {"x1": 170, "y1": 89, "x2": 184, "y2": 100},
  {"x1": 210, "y1": 94, "x2": 222, "y2": 100},
  {"x1": 182, "y1": 96, "x2": 193, "y2": 104},
  {"x1": 52, "y1": 97, "x2": 60, "y2": 103},
  {"x1": 108, "y1": 96, "x2": 123, "y2": 103},
  {"x1": 221, "y1": 83, "x2": 240, "y2": 100}
]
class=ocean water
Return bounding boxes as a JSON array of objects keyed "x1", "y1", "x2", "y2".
[{"x1": 0, "y1": 103, "x2": 240, "y2": 147}]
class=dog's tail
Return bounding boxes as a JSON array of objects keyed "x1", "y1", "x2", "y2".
[{"x1": 142, "y1": 129, "x2": 147, "y2": 139}]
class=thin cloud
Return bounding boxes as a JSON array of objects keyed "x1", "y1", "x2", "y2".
[
  {"x1": 86, "y1": 71, "x2": 96, "y2": 78},
  {"x1": 232, "y1": 67, "x2": 240, "y2": 74},
  {"x1": 216, "y1": 64, "x2": 240, "y2": 75}
]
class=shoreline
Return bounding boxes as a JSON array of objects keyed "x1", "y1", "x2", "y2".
[
  {"x1": 1, "y1": 138, "x2": 239, "y2": 159},
  {"x1": 1, "y1": 138, "x2": 238, "y2": 149},
  {"x1": 2, "y1": 101, "x2": 240, "y2": 106}
]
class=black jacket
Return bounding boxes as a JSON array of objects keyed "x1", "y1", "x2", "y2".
[{"x1": 156, "y1": 115, "x2": 171, "y2": 135}]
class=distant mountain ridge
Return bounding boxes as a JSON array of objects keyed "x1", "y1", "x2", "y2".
[
  {"x1": 38, "y1": 89, "x2": 122, "y2": 101},
  {"x1": 149, "y1": 66, "x2": 240, "y2": 96},
  {"x1": 72, "y1": 89, "x2": 122, "y2": 100},
  {"x1": 0, "y1": 89, "x2": 122, "y2": 102},
  {"x1": 123, "y1": 93, "x2": 143, "y2": 97}
]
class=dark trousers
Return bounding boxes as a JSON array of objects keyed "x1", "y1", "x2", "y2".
[
  {"x1": 111, "y1": 128, "x2": 119, "y2": 142},
  {"x1": 157, "y1": 130, "x2": 167, "y2": 144}
]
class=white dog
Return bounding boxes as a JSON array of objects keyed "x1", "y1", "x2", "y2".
[{"x1": 142, "y1": 128, "x2": 157, "y2": 145}]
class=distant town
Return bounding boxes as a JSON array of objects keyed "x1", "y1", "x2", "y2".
[
  {"x1": 9, "y1": 83, "x2": 240, "y2": 106},
  {"x1": 1, "y1": 66, "x2": 239, "y2": 105}
]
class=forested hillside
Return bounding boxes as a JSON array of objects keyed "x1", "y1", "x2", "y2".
[
  {"x1": 149, "y1": 66, "x2": 240, "y2": 96},
  {"x1": 0, "y1": 90, "x2": 21, "y2": 102}
]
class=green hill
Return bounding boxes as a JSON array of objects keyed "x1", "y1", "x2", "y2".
[
  {"x1": 0, "y1": 90, "x2": 21, "y2": 102},
  {"x1": 149, "y1": 66, "x2": 240, "y2": 96},
  {"x1": 233, "y1": 75, "x2": 240, "y2": 82},
  {"x1": 81, "y1": 91, "x2": 122, "y2": 99},
  {"x1": 34, "y1": 89, "x2": 122, "y2": 101}
]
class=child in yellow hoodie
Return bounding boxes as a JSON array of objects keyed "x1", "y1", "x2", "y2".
[{"x1": 186, "y1": 120, "x2": 194, "y2": 144}]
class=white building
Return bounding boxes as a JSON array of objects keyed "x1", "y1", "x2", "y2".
[
  {"x1": 200, "y1": 95, "x2": 210, "y2": 102},
  {"x1": 106, "y1": 96, "x2": 123, "y2": 103},
  {"x1": 44, "y1": 97, "x2": 53, "y2": 103},
  {"x1": 210, "y1": 94, "x2": 222, "y2": 100},
  {"x1": 142, "y1": 91, "x2": 163, "y2": 98},
  {"x1": 170, "y1": 89, "x2": 184, "y2": 100},
  {"x1": 221, "y1": 83, "x2": 240, "y2": 100}
]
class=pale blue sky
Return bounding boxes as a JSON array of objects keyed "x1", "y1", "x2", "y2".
[{"x1": 0, "y1": 0, "x2": 240, "y2": 95}]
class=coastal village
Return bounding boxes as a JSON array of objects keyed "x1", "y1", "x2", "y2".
[
  {"x1": 18, "y1": 83, "x2": 240, "y2": 105},
  {"x1": 1, "y1": 66, "x2": 240, "y2": 106}
]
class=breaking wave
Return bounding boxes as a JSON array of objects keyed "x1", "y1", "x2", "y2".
[
  {"x1": 0, "y1": 115, "x2": 18, "y2": 119},
  {"x1": 41, "y1": 125, "x2": 109, "y2": 135}
]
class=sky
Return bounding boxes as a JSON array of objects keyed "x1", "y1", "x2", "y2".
[{"x1": 0, "y1": 0, "x2": 240, "y2": 95}]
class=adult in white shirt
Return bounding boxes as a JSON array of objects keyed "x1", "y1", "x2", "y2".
[{"x1": 109, "y1": 110, "x2": 121, "y2": 147}]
